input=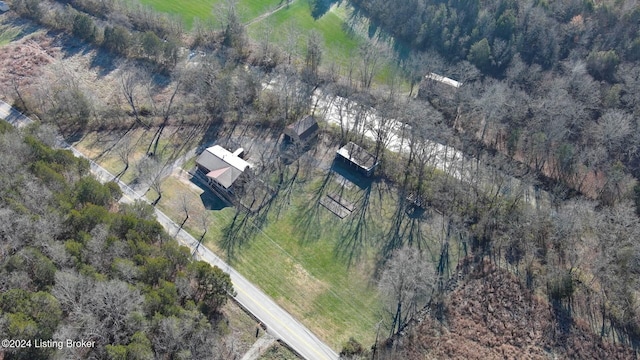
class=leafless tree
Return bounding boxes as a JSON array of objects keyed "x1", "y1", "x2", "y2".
[
  {"x1": 194, "y1": 211, "x2": 212, "y2": 256},
  {"x1": 115, "y1": 135, "x2": 135, "y2": 179},
  {"x1": 176, "y1": 194, "x2": 190, "y2": 236},
  {"x1": 138, "y1": 156, "x2": 166, "y2": 206},
  {"x1": 379, "y1": 246, "x2": 436, "y2": 336},
  {"x1": 147, "y1": 70, "x2": 183, "y2": 156},
  {"x1": 588, "y1": 110, "x2": 633, "y2": 161},
  {"x1": 359, "y1": 44, "x2": 382, "y2": 89},
  {"x1": 120, "y1": 63, "x2": 150, "y2": 129}
]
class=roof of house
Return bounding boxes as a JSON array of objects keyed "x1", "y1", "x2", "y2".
[
  {"x1": 425, "y1": 72, "x2": 462, "y2": 88},
  {"x1": 196, "y1": 145, "x2": 253, "y2": 188},
  {"x1": 0, "y1": 1, "x2": 9, "y2": 12},
  {"x1": 285, "y1": 115, "x2": 319, "y2": 141},
  {"x1": 336, "y1": 142, "x2": 378, "y2": 171}
]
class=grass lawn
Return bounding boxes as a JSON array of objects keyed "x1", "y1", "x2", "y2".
[
  {"x1": 139, "y1": 0, "x2": 283, "y2": 28},
  {"x1": 154, "y1": 157, "x2": 453, "y2": 350},
  {"x1": 73, "y1": 126, "x2": 201, "y2": 184},
  {"x1": 247, "y1": 0, "x2": 404, "y2": 87},
  {"x1": 156, "y1": 172, "x2": 387, "y2": 349},
  {"x1": 248, "y1": 0, "x2": 359, "y2": 63},
  {"x1": 141, "y1": 0, "x2": 408, "y2": 89}
]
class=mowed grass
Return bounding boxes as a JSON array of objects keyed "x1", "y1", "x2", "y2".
[
  {"x1": 248, "y1": 0, "x2": 407, "y2": 88},
  {"x1": 248, "y1": 0, "x2": 360, "y2": 63},
  {"x1": 139, "y1": 0, "x2": 282, "y2": 28},
  {"x1": 155, "y1": 167, "x2": 401, "y2": 349},
  {"x1": 142, "y1": 0, "x2": 407, "y2": 88}
]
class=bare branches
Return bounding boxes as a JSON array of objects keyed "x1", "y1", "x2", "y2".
[{"x1": 378, "y1": 246, "x2": 436, "y2": 336}]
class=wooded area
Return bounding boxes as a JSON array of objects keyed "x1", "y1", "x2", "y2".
[{"x1": 0, "y1": 122, "x2": 235, "y2": 359}]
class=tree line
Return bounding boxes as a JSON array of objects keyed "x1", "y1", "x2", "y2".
[{"x1": 0, "y1": 121, "x2": 236, "y2": 360}]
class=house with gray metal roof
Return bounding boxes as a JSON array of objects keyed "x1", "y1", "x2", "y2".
[{"x1": 196, "y1": 145, "x2": 253, "y2": 196}]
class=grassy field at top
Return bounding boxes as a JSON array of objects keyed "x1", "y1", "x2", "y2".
[
  {"x1": 248, "y1": 0, "x2": 360, "y2": 64},
  {"x1": 138, "y1": 0, "x2": 282, "y2": 28},
  {"x1": 140, "y1": 0, "x2": 408, "y2": 89},
  {"x1": 247, "y1": 0, "x2": 405, "y2": 87}
]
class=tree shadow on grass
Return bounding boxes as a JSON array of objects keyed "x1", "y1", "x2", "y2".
[
  {"x1": 335, "y1": 174, "x2": 373, "y2": 268},
  {"x1": 89, "y1": 46, "x2": 118, "y2": 77},
  {"x1": 310, "y1": 0, "x2": 340, "y2": 19},
  {"x1": 294, "y1": 166, "x2": 334, "y2": 244},
  {"x1": 220, "y1": 208, "x2": 258, "y2": 261}
]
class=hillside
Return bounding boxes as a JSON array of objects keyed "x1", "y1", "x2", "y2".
[{"x1": 378, "y1": 259, "x2": 636, "y2": 360}]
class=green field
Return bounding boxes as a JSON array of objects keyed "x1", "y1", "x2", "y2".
[
  {"x1": 138, "y1": 0, "x2": 282, "y2": 28},
  {"x1": 77, "y1": 125, "x2": 454, "y2": 350},
  {"x1": 249, "y1": 0, "x2": 405, "y2": 87},
  {"x1": 152, "y1": 152, "x2": 457, "y2": 349},
  {"x1": 141, "y1": 0, "x2": 407, "y2": 88},
  {"x1": 156, "y1": 171, "x2": 388, "y2": 348},
  {"x1": 247, "y1": 0, "x2": 360, "y2": 64}
]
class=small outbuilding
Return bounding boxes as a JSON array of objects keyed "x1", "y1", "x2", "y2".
[
  {"x1": 335, "y1": 142, "x2": 379, "y2": 177},
  {"x1": 196, "y1": 145, "x2": 253, "y2": 195},
  {"x1": 424, "y1": 72, "x2": 462, "y2": 89},
  {"x1": 0, "y1": 1, "x2": 9, "y2": 12},
  {"x1": 284, "y1": 115, "x2": 319, "y2": 144}
]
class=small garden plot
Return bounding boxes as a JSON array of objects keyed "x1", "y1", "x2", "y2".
[{"x1": 319, "y1": 195, "x2": 351, "y2": 219}]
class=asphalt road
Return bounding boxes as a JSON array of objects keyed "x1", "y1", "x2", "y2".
[{"x1": 0, "y1": 100, "x2": 339, "y2": 360}]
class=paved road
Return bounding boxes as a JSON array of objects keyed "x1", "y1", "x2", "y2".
[{"x1": 0, "y1": 100, "x2": 339, "y2": 360}]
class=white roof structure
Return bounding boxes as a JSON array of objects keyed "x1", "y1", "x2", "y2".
[
  {"x1": 0, "y1": 2, "x2": 9, "y2": 12},
  {"x1": 336, "y1": 142, "x2": 378, "y2": 175},
  {"x1": 196, "y1": 145, "x2": 253, "y2": 189},
  {"x1": 425, "y1": 72, "x2": 462, "y2": 88}
]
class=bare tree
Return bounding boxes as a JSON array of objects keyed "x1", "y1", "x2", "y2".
[
  {"x1": 359, "y1": 44, "x2": 382, "y2": 89},
  {"x1": 588, "y1": 110, "x2": 633, "y2": 161},
  {"x1": 138, "y1": 156, "x2": 166, "y2": 206},
  {"x1": 177, "y1": 194, "x2": 190, "y2": 236},
  {"x1": 378, "y1": 246, "x2": 436, "y2": 336},
  {"x1": 194, "y1": 212, "x2": 211, "y2": 256},
  {"x1": 304, "y1": 30, "x2": 323, "y2": 83},
  {"x1": 147, "y1": 70, "x2": 183, "y2": 156},
  {"x1": 115, "y1": 135, "x2": 135, "y2": 179},
  {"x1": 120, "y1": 63, "x2": 150, "y2": 129}
]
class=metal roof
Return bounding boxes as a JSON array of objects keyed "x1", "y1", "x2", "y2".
[
  {"x1": 196, "y1": 145, "x2": 252, "y2": 188},
  {"x1": 425, "y1": 72, "x2": 462, "y2": 88},
  {"x1": 336, "y1": 142, "x2": 378, "y2": 171},
  {"x1": 285, "y1": 115, "x2": 319, "y2": 141}
]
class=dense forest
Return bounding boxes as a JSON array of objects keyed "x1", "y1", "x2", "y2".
[{"x1": 0, "y1": 121, "x2": 235, "y2": 359}]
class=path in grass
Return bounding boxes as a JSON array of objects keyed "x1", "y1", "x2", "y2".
[
  {"x1": 142, "y1": 0, "x2": 407, "y2": 88},
  {"x1": 139, "y1": 0, "x2": 283, "y2": 28},
  {"x1": 245, "y1": 0, "x2": 298, "y2": 26}
]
